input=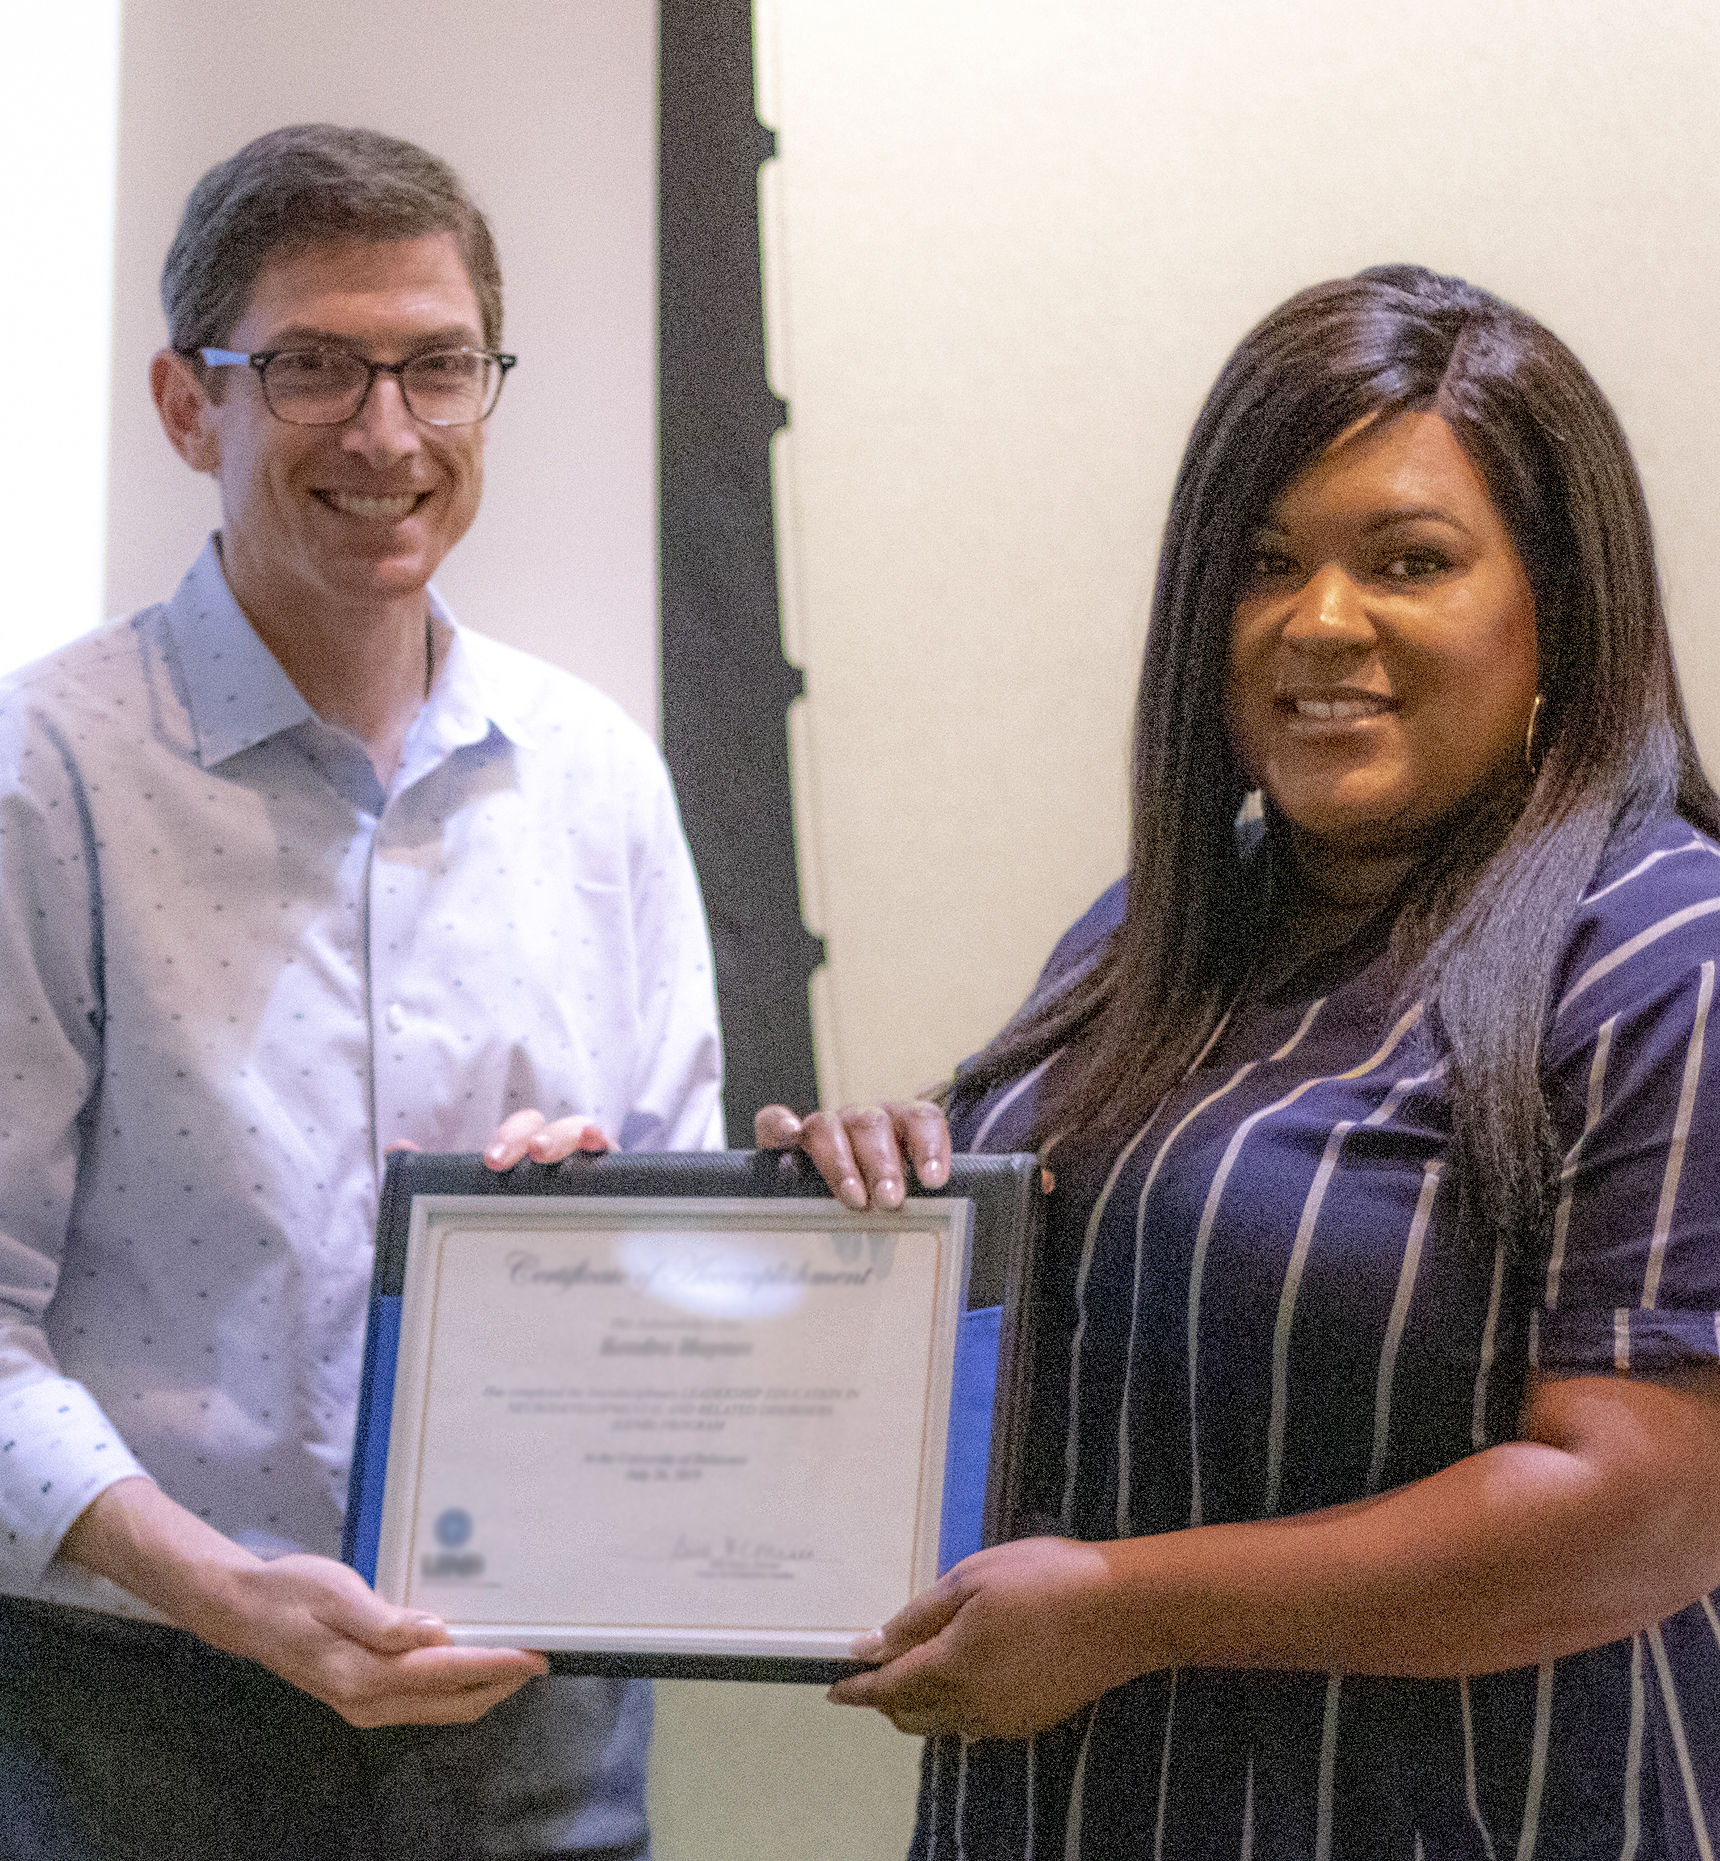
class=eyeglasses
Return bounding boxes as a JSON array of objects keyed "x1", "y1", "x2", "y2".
[{"x1": 194, "y1": 345, "x2": 517, "y2": 427}]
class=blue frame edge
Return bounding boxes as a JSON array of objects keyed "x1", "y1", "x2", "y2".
[
  {"x1": 938, "y1": 1304, "x2": 1001, "y2": 1574},
  {"x1": 343, "y1": 1293, "x2": 401, "y2": 1582}
]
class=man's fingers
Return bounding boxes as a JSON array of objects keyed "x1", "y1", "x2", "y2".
[
  {"x1": 526, "y1": 1116, "x2": 613, "y2": 1163},
  {"x1": 337, "y1": 1601, "x2": 451, "y2": 1656},
  {"x1": 484, "y1": 1109, "x2": 611, "y2": 1170},
  {"x1": 484, "y1": 1108, "x2": 547, "y2": 1169},
  {"x1": 329, "y1": 1647, "x2": 550, "y2": 1728},
  {"x1": 345, "y1": 1675, "x2": 538, "y2": 1728}
]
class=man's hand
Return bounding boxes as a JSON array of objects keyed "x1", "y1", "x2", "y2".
[
  {"x1": 59, "y1": 1477, "x2": 547, "y2": 1727},
  {"x1": 754, "y1": 1102, "x2": 951, "y2": 1209},
  {"x1": 206, "y1": 1553, "x2": 547, "y2": 1727},
  {"x1": 483, "y1": 1109, "x2": 614, "y2": 1170},
  {"x1": 828, "y1": 1537, "x2": 1152, "y2": 1739}
]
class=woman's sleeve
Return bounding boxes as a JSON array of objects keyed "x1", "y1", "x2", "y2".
[{"x1": 1534, "y1": 851, "x2": 1720, "y2": 1376}]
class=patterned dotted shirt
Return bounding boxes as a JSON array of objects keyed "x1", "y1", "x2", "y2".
[{"x1": 0, "y1": 539, "x2": 723, "y2": 1615}]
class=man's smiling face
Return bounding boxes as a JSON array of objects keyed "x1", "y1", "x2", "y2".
[{"x1": 195, "y1": 232, "x2": 487, "y2": 623}]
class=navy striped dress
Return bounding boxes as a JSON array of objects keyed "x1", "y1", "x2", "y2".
[{"x1": 918, "y1": 812, "x2": 1720, "y2": 1861}]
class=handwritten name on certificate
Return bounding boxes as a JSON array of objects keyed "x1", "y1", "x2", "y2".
[{"x1": 389, "y1": 1220, "x2": 951, "y2": 1635}]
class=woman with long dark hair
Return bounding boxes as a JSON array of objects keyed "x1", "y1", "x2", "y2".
[{"x1": 759, "y1": 265, "x2": 1720, "y2": 1857}]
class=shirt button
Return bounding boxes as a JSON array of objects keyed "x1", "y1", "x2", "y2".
[{"x1": 386, "y1": 1003, "x2": 406, "y2": 1033}]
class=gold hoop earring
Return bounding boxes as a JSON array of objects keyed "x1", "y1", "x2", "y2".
[{"x1": 1524, "y1": 692, "x2": 1546, "y2": 776}]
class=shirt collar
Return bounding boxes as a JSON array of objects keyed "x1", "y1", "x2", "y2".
[
  {"x1": 163, "y1": 538, "x2": 314, "y2": 767},
  {"x1": 163, "y1": 536, "x2": 535, "y2": 768},
  {"x1": 422, "y1": 584, "x2": 536, "y2": 754}
]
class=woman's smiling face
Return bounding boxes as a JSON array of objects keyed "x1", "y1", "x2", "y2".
[{"x1": 1227, "y1": 409, "x2": 1541, "y2": 875}]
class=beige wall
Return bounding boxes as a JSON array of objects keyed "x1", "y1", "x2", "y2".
[
  {"x1": 761, "y1": 0, "x2": 1720, "y2": 1113},
  {"x1": 105, "y1": 0, "x2": 661, "y2": 733}
]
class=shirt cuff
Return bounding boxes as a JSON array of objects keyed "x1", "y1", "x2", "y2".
[{"x1": 0, "y1": 1375, "x2": 148, "y2": 1587}]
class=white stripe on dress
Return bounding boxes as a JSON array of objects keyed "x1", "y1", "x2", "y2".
[
  {"x1": 1513, "y1": 1658, "x2": 1555, "y2": 1861},
  {"x1": 1153, "y1": 1669, "x2": 1179, "y2": 1861},
  {"x1": 1583, "y1": 835, "x2": 1715, "y2": 907},
  {"x1": 1461, "y1": 1675, "x2": 1502, "y2": 1861},
  {"x1": 1064, "y1": 1702, "x2": 1098, "y2": 1861},
  {"x1": 1315, "y1": 1673, "x2": 1342, "y2": 1861},
  {"x1": 971, "y1": 1049, "x2": 1062, "y2": 1153},
  {"x1": 1181, "y1": 1004, "x2": 1423, "y2": 1527},
  {"x1": 1024, "y1": 1732, "x2": 1037, "y2": 1861},
  {"x1": 1063, "y1": 1097, "x2": 1177, "y2": 1533},
  {"x1": 1057, "y1": 1016, "x2": 1233, "y2": 1535},
  {"x1": 1265, "y1": 1115, "x2": 1356, "y2": 1516},
  {"x1": 1104, "y1": 1058, "x2": 1265, "y2": 1533},
  {"x1": 1369, "y1": 1158, "x2": 1444, "y2": 1494},
  {"x1": 954, "y1": 1736, "x2": 970, "y2": 1861},
  {"x1": 1472, "y1": 1237, "x2": 1508, "y2": 1450},
  {"x1": 1072, "y1": 1004, "x2": 1267, "y2": 1531},
  {"x1": 926, "y1": 1736, "x2": 942, "y2": 1859},
  {"x1": 1547, "y1": 1016, "x2": 1616, "y2": 1310},
  {"x1": 1240, "y1": 1749, "x2": 1255, "y2": 1861},
  {"x1": 1556, "y1": 898, "x2": 1720, "y2": 1018},
  {"x1": 1264, "y1": 1062, "x2": 1443, "y2": 1513},
  {"x1": 1644, "y1": 959, "x2": 1714, "y2": 1310},
  {"x1": 1647, "y1": 1624, "x2": 1716, "y2": 1861},
  {"x1": 1703, "y1": 1592, "x2": 1720, "y2": 1653},
  {"x1": 1620, "y1": 1633, "x2": 1645, "y2": 1861},
  {"x1": 1615, "y1": 1310, "x2": 1631, "y2": 1374}
]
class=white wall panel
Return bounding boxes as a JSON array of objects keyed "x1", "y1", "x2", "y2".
[
  {"x1": 104, "y1": 0, "x2": 660, "y2": 732},
  {"x1": 760, "y1": 0, "x2": 1720, "y2": 1109}
]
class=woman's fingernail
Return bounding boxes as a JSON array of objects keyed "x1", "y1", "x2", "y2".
[
  {"x1": 921, "y1": 1159, "x2": 947, "y2": 1186},
  {"x1": 485, "y1": 1144, "x2": 508, "y2": 1164},
  {"x1": 850, "y1": 1629, "x2": 885, "y2": 1659},
  {"x1": 878, "y1": 1177, "x2": 903, "y2": 1207},
  {"x1": 840, "y1": 1177, "x2": 867, "y2": 1209}
]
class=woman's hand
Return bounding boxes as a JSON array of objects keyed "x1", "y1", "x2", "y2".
[
  {"x1": 753, "y1": 1101, "x2": 951, "y2": 1209},
  {"x1": 830, "y1": 1369, "x2": 1720, "y2": 1740},
  {"x1": 828, "y1": 1537, "x2": 1159, "y2": 1739}
]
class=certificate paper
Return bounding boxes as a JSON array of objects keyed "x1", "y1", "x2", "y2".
[{"x1": 374, "y1": 1198, "x2": 970, "y2": 1663}]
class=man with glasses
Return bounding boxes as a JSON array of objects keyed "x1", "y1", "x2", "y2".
[{"x1": 0, "y1": 126, "x2": 721, "y2": 1859}]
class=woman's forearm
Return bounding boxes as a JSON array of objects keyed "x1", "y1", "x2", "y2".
[
  {"x1": 834, "y1": 1368, "x2": 1720, "y2": 1739},
  {"x1": 1111, "y1": 1369, "x2": 1720, "y2": 1679}
]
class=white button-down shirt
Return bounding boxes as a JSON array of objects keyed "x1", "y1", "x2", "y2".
[{"x1": 0, "y1": 540, "x2": 723, "y2": 1613}]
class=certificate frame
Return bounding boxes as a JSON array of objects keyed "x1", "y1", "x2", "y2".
[{"x1": 344, "y1": 1149, "x2": 1043, "y2": 1681}]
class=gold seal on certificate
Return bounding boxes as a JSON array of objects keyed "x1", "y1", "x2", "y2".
[{"x1": 346, "y1": 1151, "x2": 1043, "y2": 1679}]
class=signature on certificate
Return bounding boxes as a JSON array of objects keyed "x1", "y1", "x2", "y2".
[{"x1": 669, "y1": 1532, "x2": 815, "y2": 1578}]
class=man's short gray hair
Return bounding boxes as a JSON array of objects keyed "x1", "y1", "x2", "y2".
[{"x1": 162, "y1": 124, "x2": 503, "y2": 356}]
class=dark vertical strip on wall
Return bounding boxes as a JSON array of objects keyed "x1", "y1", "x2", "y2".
[{"x1": 659, "y1": 0, "x2": 824, "y2": 1139}]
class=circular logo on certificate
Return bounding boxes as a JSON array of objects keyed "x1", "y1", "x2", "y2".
[{"x1": 434, "y1": 1507, "x2": 474, "y2": 1548}]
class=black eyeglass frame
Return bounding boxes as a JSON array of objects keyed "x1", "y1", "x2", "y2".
[{"x1": 191, "y1": 345, "x2": 518, "y2": 427}]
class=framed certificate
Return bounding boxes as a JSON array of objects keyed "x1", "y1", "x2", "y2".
[{"x1": 344, "y1": 1149, "x2": 1043, "y2": 1681}]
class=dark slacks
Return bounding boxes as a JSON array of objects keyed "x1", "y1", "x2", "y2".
[{"x1": 0, "y1": 1596, "x2": 651, "y2": 1861}]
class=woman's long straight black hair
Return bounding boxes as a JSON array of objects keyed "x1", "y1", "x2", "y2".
[{"x1": 959, "y1": 265, "x2": 1720, "y2": 1247}]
